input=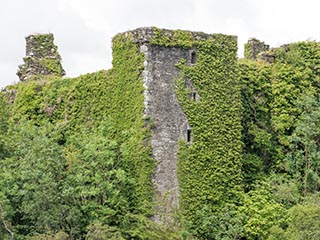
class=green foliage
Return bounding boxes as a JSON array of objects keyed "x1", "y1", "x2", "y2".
[
  {"x1": 241, "y1": 41, "x2": 320, "y2": 178},
  {"x1": 119, "y1": 213, "x2": 192, "y2": 240},
  {"x1": 86, "y1": 223, "x2": 124, "y2": 240},
  {"x1": 63, "y1": 127, "x2": 133, "y2": 229},
  {"x1": 274, "y1": 41, "x2": 320, "y2": 73},
  {"x1": 270, "y1": 63, "x2": 310, "y2": 146},
  {"x1": 39, "y1": 58, "x2": 64, "y2": 76},
  {"x1": 268, "y1": 174, "x2": 301, "y2": 208},
  {"x1": 239, "y1": 60, "x2": 276, "y2": 189},
  {"x1": 285, "y1": 204, "x2": 320, "y2": 240},
  {"x1": 1, "y1": 30, "x2": 320, "y2": 239},
  {"x1": 0, "y1": 32, "x2": 154, "y2": 238},
  {"x1": 244, "y1": 42, "x2": 252, "y2": 60},
  {"x1": 271, "y1": 42, "x2": 320, "y2": 148},
  {"x1": 0, "y1": 92, "x2": 8, "y2": 132},
  {"x1": 286, "y1": 94, "x2": 320, "y2": 195},
  {"x1": 0, "y1": 122, "x2": 69, "y2": 237},
  {"x1": 111, "y1": 34, "x2": 155, "y2": 212},
  {"x1": 0, "y1": 93, "x2": 11, "y2": 160},
  {"x1": 28, "y1": 231, "x2": 69, "y2": 240},
  {"x1": 194, "y1": 203, "x2": 245, "y2": 239},
  {"x1": 11, "y1": 79, "x2": 47, "y2": 123},
  {"x1": 267, "y1": 225, "x2": 286, "y2": 240},
  {"x1": 240, "y1": 183, "x2": 287, "y2": 240},
  {"x1": 150, "y1": 27, "x2": 194, "y2": 48},
  {"x1": 239, "y1": 41, "x2": 320, "y2": 239}
]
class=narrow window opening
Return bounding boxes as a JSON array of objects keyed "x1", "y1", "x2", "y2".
[
  {"x1": 191, "y1": 51, "x2": 196, "y2": 64},
  {"x1": 192, "y1": 92, "x2": 196, "y2": 100},
  {"x1": 187, "y1": 128, "x2": 192, "y2": 143}
]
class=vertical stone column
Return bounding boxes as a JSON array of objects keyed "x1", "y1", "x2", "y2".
[{"x1": 140, "y1": 42, "x2": 190, "y2": 224}]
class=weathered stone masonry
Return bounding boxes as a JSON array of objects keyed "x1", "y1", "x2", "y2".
[{"x1": 141, "y1": 43, "x2": 190, "y2": 223}]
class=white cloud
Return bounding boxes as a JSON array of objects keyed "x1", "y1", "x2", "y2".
[
  {"x1": 247, "y1": 0, "x2": 320, "y2": 46},
  {"x1": 0, "y1": 0, "x2": 319, "y2": 88}
]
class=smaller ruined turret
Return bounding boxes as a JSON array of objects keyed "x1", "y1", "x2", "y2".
[
  {"x1": 17, "y1": 33, "x2": 65, "y2": 81},
  {"x1": 244, "y1": 38, "x2": 270, "y2": 60}
]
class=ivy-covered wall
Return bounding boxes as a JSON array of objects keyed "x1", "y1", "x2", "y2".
[
  {"x1": 174, "y1": 32, "x2": 243, "y2": 236},
  {"x1": 114, "y1": 28, "x2": 244, "y2": 229},
  {"x1": 244, "y1": 38, "x2": 270, "y2": 60},
  {"x1": 110, "y1": 33, "x2": 155, "y2": 214}
]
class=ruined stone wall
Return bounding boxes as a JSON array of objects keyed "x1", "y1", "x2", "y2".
[
  {"x1": 244, "y1": 38, "x2": 270, "y2": 60},
  {"x1": 17, "y1": 33, "x2": 65, "y2": 81}
]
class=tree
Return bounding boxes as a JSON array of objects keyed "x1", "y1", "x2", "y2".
[
  {"x1": 286, "y1": 204, "x2": 320, "y2": 240},
  {"x1": 0, "y1": 93, "x2": 10, "y2": 160},
  {"x1": 195, "y1": 203, "x2": 245, "y2": 240},
  {"x1": 240, "y1": 183, "x2": 287, "y2": 240},
  {"x1": 63, "y1": 127, "x2": 132, "y2": 229},
  {"x1": 86, "y1": 222, "x2": 124, "y2": 240},
  {"x1": 0, "y1": 122, "x2": 68, "y2": 237},
  {"x1": 287, "y1": 94, "x2": 320, "y2": 195}
]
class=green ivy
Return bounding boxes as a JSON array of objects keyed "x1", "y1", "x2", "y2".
[
  {"x1": 150, "y1": 27, "x2": 194, "y2": 48},
  {"x1": 110, "y1": 33, "x2": 155, "y2": 213},
  {"x1": 39, "y1": 58, "x2": 64, "y2": 76},
  {"x1": 239, "y1": 60, "x2": 278, "y2": 188}
]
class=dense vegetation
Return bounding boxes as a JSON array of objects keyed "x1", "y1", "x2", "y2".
[
  {"x1": 1, "y1": 28, "x2": 320, "y2": 239},
  {"x1": 238, "y1": 41, "x2": 320, "y2": 239},
  {"x1": 0, "y1": 35, "x2": 160, "y2": 239}
]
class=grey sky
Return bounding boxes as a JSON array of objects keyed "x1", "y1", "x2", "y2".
[{"x1": 1, "y1": 0, "x2": 319, "y2": 88}]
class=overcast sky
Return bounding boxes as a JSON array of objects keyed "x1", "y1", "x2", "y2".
[{"x1": 0, "y1": 0, "x2": 319, "y2": 88}]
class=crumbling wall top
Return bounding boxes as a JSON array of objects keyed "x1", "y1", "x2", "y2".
[
  {"x1": 17, "y1": 33, "x2": 65, "y2": 82},
  {"x1": 244, "y1": 38, "x2": 270, "y2": 60},
  {"x1": 113, "y1": 27, "x2": 237, "y2": 47},
  {"x1": 25, "y1": 33, "x2": 55, "y2": 57}
]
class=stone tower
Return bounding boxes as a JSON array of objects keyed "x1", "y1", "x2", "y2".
[
  {"x1": 17, "y1": 33, "x2": 65, "y2": 81},
  {"x1": 117, "y1": 27, "x2": 237, "y2": 224},
  {"x1": 137, "y1": 28, "x2": 191, "y2": 223}
]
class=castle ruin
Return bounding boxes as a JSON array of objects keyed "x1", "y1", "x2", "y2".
[
  {"x1": 115, "y1": 27, "x2": 240, "y2": 223},
  {"x1": 16, "y1": 28, "x2": 267, "y2": 225}
]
